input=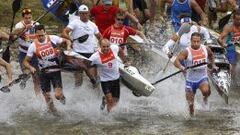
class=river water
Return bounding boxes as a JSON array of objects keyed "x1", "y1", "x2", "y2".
[{"x1": 0, "y1": 21, "x2": 240, "y2": 135}]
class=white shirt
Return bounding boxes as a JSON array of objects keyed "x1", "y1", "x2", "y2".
[
  {"x1": 163, "y1": 25, "x2": 210, "y2": 54},
  {"x1": 15, "y1": 21, "x2": 40, "y2": 53},
  {"x1": 27, "y1": 35, "x2": 63, "y2": 57},
  {"x1": 89, "y1": 45, "x2": 120, "y2": 82},
  {"x1": 67, "y1": 19, "x2": 99, "y2": 53},
  {"x1": 179, "y1": 25, "x2": 210, "y2": 49}
]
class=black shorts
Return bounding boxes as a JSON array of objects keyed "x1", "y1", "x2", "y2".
[
  {"x1": 77, "y1": 52, "x2": 96, "y2": 67},
  {"x1": 39, "y1": 71, "x2": 62, "y2": 93},
  {"x1": 77, "y1": 52, "x2": 93, "y2": 58},
  {"x1": 101, "y1": 79, "x2": 120, "y2": 99},
  {"x1": 133, "y1": 0, "x2": 148, "y2": 11}
]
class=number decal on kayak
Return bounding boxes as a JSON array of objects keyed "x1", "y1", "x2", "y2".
[{"x1": 125, "y1": 68, "x2": 135, "y2": 76}]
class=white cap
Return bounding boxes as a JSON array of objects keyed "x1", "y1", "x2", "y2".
[
  {"x1": 78, "y1": 5, "x2": 89, "y2": 12},
  {"x1": 103, "y1": 0, "x2": 112, "y2": 5},
  {"x1": 180, "y1": 17, "x2": 192, "y2": 24}
]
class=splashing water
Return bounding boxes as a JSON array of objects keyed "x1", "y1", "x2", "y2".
[{"x1": 0, "y1": 20, "x2": 240, "y2": 134}]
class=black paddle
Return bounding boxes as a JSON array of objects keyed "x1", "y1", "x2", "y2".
[
  {"x1": 151, "y1": 62, "x2": 208, "y2": 85},
  {"x1": 0, "y1": 73, "x2": 31, "y2": 93},
  {"x1": 2, "y1": 0, "x2": 22, "y2": 63},
  {"x1": 2, "y1": 0, "x2": 64, "y2": 63},
  {"x1": 218, "y1": 12, "x2": 234, "y2": 31}
]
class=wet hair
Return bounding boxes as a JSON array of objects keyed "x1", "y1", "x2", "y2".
[
  {"x1": 22, "y1": 8, "x2": 32, "y2": 17},
  {"x1": 191, "y1": 32, "x2": 202, "y2": 40},
  {"x1": 35, "y1": 24, "x2": 45, "y2": 32},
  {"x1": 233, "y1": 9, "x2": 240, "y2": 18}
]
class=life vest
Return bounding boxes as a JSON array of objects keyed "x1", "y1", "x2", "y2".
[
  {"x1": 34, "y1": 36, "x2": 60, "y2": 71},
  {"x1": 19, "y1": 21, "x2": 37, "y2": 52},
  {"x1": 109, "y1": 25, "x2": 125, "y2": 45},
  {"x1": 226, "y1": 26, "x2": 240, "y2": 51},
  {"x1": 99, "y1": 48, "x2": 115, "y2": 64},
  {"x1": 189, "y1": 47, "x2": 207, "y2": 66},
  {"x1": 186, "y1": 45, "x2": 208, "y2": 82},
  {"x1": 230, "y1": 26, "x2": 240, "y2": 44}
]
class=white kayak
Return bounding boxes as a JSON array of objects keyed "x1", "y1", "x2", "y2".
[
  {"x1": 118, "y1": 60, "x2": 155, "y2": 97},
  {"x1": 63, "y1": 50, "x2": 155, "y2": 97}
]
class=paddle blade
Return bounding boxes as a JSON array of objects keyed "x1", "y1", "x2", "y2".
[
  {"x1": 41, "y1": 0, "x2": 80, "y2": 25},
  {"x1": 0, "y1": 86, "x2": 10, "y2": 93},
  {"x1": 218, "y1": 13, "x2": 232, "y2": 30},
  {"x1": 2, "y1": 46, "x2": 10, "y2": 63},
  {"x1": 12, "y1": 0, "x2": 22, "y2": 13}
]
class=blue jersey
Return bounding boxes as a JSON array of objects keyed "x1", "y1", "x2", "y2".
[{"x1": 171, "y1": 0, "x2": 192, "y2": 31}]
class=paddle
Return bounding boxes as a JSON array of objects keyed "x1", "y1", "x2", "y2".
[
  {"x1": 161, "y1": 39, "x2": 180, "y2": 72},
  {"x1": 218, "y1": 11, "x2": 233, "y2": 30},
  {"x1": 0, "y1": 73, "x2": 31, "y2": 93},
  {"x1": 119, "y1": 42, "x2": 163, "y2": 47},
  {"x1": 2, "y1": 0, "x2": 22, "y2": 63},
  {"x1": 2, "y1": 0, "x2": 64, "y2": 63},
  {"x1": 151, "y1": 62, "x2": 208, "y2": 85}
]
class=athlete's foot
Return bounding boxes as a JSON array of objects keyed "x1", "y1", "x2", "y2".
[
  {"x1": 189, "y1": 104, "x2": 194, "y2": 117},
  {"x1": 19, "y1": 80, "x2": 26, "y2": 90},
  {"x1": 100, "y1": 96, "x2": 106, "y2": 110},
  {"x1": 202, "y1": 98, "x2": 210, "y2": 111},
  {"x1": 59, "y1": 96, "x2": 66, "y2": 105},
  {"x1": 48, "y1": 102, "x2": 57, "y2": 113},
  {"x1": 74, "y1": 73, "x2": 83, "y2": 87},
  {"x1": 91, "y1": 78, "x2": 99, "y2": 89}
]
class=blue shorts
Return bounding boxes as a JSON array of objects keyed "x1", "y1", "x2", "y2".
[
  {"x1": 186, "y1": 77, "x2": 208, "y2": 94},
  {"x1": 18, "y1": 51, "x2": 38, "y2": 71},
  {"x1": 226, "y1": 50, "x2": 237, "y2": 65}
]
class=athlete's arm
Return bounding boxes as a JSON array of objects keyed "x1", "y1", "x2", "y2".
[
  {"x1": 135, "y1": 30, "x2": 146, "y2": 41},
  {"x1": 174, "y1": 50, "x2": 188, "y2": 71},
  {"x1": 206, "y1": 46, "x2": 215, "y2": 65},
  {"x1": 61, "y1": 27, "x2": 73, "y2": 42},
  {"x1": 119, "y1": 47, "x2": 125, "y2": 63},
  {"x1": 23, "y1": 56, "x2": 36, "y2": 73},
  {"x1": 23, "y1": 44, "x2": 36, "y2": 73},
  {"x1": 200, "y1": 26, "x2": 211, "y2": 41},
  {"x1": 124, "y1": 11, "x2": 142, "y2": 30},
  {"x1": 0, "y1": 58, "x2": 12, "y2": 83},
  {"x1": 218, "y1": 24, "x2": 231, "y2": 48},
  {"x1": 62, "y1": 38, "x2": 72, "y2": 50},
  {"x1": 159, "y1": 0, "x2": 172, "y2": 17},
  {"x1": 95, "y1": 33, "x2": 103, "y2": 41},
  {"x1": 162, "y1": 33, "x2": 179, "y2": 55},
  {"x1": 14, "y1": 23, "x2": 33, "y2": 36},
  {"x1": 190, "y1": 0, "x2": 208, "y2": 25},
  {"x1": 0, "y1": 30, "x2": 10, "y2": 40}
]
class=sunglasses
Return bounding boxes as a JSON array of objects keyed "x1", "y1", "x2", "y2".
[
  {"x1": 79, "y1": 12, "x2": 88, "y2": 15},
  {"x1": 117, "y1": 18, "x2": 124, "y2": 21},
  {"x1": 22, "y1": 8, "x2": 32, "y2": 14},
  {"x1": 36, "y1": 34, "x2": 46, "y2": 37}
]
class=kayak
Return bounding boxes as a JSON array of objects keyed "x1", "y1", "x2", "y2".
[
  {"x1": 62, "y1": 50, "x2": 155, "y2": 97},
  {"x1": 207, "y1": 43, "x2": 231, "y2": 104}
]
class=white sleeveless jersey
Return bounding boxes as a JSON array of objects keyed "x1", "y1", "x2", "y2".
[
  {"x1": 89, "y1": 45, "x2": 120, "y2": 82},
  {"x1": 185, "y1": 45, "x2": 208, "y2": 82},
  {"x1": 15, "y1": 21, "x2": 39, "y2": 53}
]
